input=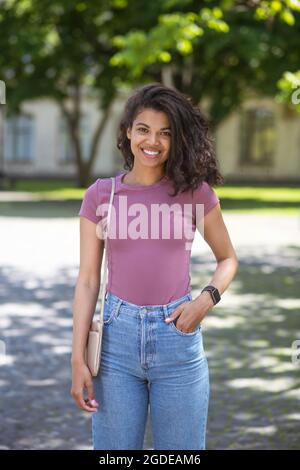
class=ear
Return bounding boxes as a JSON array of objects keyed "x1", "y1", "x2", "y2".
[{"x1": 126, "y1": 127, "x2": 131, "y2": 140}]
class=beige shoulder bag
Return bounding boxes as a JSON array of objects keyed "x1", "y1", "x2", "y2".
[{"x1": 85, "y1": 176, "x2": 115, "y2": 376}]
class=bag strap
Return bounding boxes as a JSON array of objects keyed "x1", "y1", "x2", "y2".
[{"x1": 98, "y1": 176, "x2": 115, "y2": 323}]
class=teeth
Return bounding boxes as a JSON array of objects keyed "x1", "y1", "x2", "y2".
[{"x1": 143, "y1": 149, "x2": 160, "y2": 155}]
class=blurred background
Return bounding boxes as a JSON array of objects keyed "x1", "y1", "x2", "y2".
[{"x1": 0, "y1": 0, "x2": 299, "y2": 450}]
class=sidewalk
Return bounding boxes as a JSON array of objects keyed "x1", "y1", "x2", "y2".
[{"x1": 0, "y1": 213, "x2": 299, "y2": 449}]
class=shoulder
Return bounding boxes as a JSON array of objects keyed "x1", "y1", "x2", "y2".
[
  {"x1": 84, "y1": 177, "x2": 100, "y2": 196},
  {"x1": 194, "y1": 180, "x2": 215, "y2": 196},
  {"x1": 193, "y1": 180, "x2": 220, "y2": 217},
  {"x1": 78, "y1": 177, "x2": 113, "y2": 223},
  {"x1": 83, "y1": 177, "x2": 113, "y2": 200},
  {"x1": 194, "y1": 180, "x2": 219, "y2": 198}
]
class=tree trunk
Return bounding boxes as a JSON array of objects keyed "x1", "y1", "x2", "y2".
[
  {"x1": 86, "y1": 101, "x2": 114, "y2": 177},
  {"x1": 77, "y1": 163, "x2": 91, "y2": 187},
  {"x1": 60, "y1": 85, "x2": 115, "y2": 187},
  {"x1": 161, "y1": 65, "x2": 176, "y2": 88}
]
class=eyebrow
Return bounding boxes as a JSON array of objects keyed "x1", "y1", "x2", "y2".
[{"x1": 135, "y1": 122, "x2": 171, "y2": 130}]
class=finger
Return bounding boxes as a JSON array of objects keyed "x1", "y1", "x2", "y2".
[
  {"x1": 85, "y1": 380, "x2": 99, "y2": 408},
  {"x1": 165, "y1": 306, "x2": 184, "y2": 323},
  {"x1": 84, "y1": 398, "x2": 99, "y2": 411},
  {"x1": 85, "y1": 396, "x2": 99, "y2": 409},
  {"x1": 86, "y1": 380, "x2": 96, "y2": 403},
  {"x1": 78, "y1": 397, "x2": 98, "y2": 412},
  {"x1": 73, "y1": 391, "x2": 98, "y2": 412}
]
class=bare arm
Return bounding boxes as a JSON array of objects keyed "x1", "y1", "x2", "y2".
[
  {"x1": 165, "y1": 202, "x2": 239, "y2": 332},
  {"x1": 72, "y1": 216, "x2": 104, "y2": 363},
  {"x1": 70, "y1": 216, "x2": 104, "y2": 412},
  {"x1": 194, "y1": 202, "x2": 239, "y2": 310}
]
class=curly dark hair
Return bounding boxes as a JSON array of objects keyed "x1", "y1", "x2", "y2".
[{"x1": 116, "y1": 82, "x2": 224, "y2": 197}]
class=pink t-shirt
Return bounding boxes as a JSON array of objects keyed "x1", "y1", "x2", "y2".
[{"x1": 78, "y1": 171, "x2": 220, "y2": 305}]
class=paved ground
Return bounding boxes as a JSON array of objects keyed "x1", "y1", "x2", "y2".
[{"x1": 0, "y1": 205, "x2": 299, "y2": 450}]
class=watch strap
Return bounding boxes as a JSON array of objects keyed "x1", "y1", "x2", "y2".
[{"x1": 200, "y1": 285, "x2": 221, "y2": 305}]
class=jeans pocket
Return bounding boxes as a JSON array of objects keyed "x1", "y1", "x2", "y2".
[
  {"x1": 103, "y1": 300, "x2": 117, "y2": 326},
  {"x1": 169, "y1": 317, "x2": 201, "y2": 336}
]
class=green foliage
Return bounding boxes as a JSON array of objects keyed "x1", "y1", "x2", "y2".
[
  {"x1": 0, "y1": 0, "x2": 299, "y2": 123},
  {"x1": 277, "y1": 70, "x2": 300, "y2": 112},
  {"x1": 0, "y1": 0, "x2": 299, "y2": 185}
]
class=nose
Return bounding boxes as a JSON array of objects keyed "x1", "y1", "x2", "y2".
[{"x1": 146, "y1": 133, "x2": 160, "y2": 146}]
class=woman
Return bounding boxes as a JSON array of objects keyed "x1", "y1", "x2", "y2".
[{"x1": 71, "y1": 82, "x2": 239, "y2": 450}]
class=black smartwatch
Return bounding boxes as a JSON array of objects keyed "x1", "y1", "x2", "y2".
[{"x1": 200, "y1": 285, "x2": 221, "y2": 305}]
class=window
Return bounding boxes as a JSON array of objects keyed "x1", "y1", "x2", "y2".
[
  {"x1": 58, "y1": 113, "x2": 91, "y2": 163},
  {"x1": 239, "y1": 107, "x2": 276, "y2": 166},
  {"x1": 4, "y1": 114, "x2": 34, "y2": 162}
]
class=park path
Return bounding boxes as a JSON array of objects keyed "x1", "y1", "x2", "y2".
[{"x1": 0, "y1": 211, "x2": 299, "y2": 449}]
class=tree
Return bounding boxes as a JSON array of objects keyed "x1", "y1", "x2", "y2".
[
  {"x1": 0, "y1": 0, "x2": 129, "y2": 186},
  {"x1": 1, "y1": 0, "x2": 299, "y2": 185},
  {"x1": 110, "y1": 0, "x2": 300, "y2": 124}
]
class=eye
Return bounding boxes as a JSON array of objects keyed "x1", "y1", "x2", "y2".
[{"x1": 137, "y1": 127, "x2": 171, "y2": 136}]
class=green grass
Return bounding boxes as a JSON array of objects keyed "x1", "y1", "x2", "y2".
[
  {"x1": 13, "y1": 179, "x2": 82, "y2": 199},
  {"x1": 217, "y1": 186, "x2": 300, "y2": 202},
  {"x1": 216, "y1": 186, "x2": 300, "y2": 214},
  {"x1": 2, "y1": 179, "x2": 300, "y2": 214}
]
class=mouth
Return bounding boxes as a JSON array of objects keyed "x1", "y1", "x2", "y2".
[{"x1": 141, "y1": 148, "x2": 161, "y2": 158}]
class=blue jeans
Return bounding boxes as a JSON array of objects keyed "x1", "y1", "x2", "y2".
[{"x1": 92, "y1": 291, "x2": 210, "y2": 450}]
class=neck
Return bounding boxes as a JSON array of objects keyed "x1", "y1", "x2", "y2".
[{"x1": 124, "y1": 168, "x2": 166, "y2": 186}]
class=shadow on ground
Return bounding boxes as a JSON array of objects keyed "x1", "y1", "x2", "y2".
[
  {"x1": 0, "y1": 246, "x2": 299, "y2": 449},
  {"x1": 191, "y1": 244, "x2": 300, "y2": 449}
]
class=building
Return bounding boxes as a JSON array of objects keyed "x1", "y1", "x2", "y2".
[{"x1": 0, "y1": 92, "x2": 299, "y2": 185}]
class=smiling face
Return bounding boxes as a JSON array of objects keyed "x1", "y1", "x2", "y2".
[{"x1": 126, "y1": 108, "x2": 171, "y2": 171}]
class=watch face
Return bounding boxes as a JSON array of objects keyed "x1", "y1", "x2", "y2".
[
  {"x1": 208, "y1": 286, "x2": 220, "y2": 303},
  {"x1": 202, "y1": 286, "x2": 220, "y2": 303}
]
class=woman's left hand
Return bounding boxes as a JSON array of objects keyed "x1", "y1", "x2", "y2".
[{"x1": 164, "y1": 299, "x2": 211, "y2": 334}]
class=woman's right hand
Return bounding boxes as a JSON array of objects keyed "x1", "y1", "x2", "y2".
[{"x1": 70, "y1": 361, "x2": 99, "y2": 412}]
